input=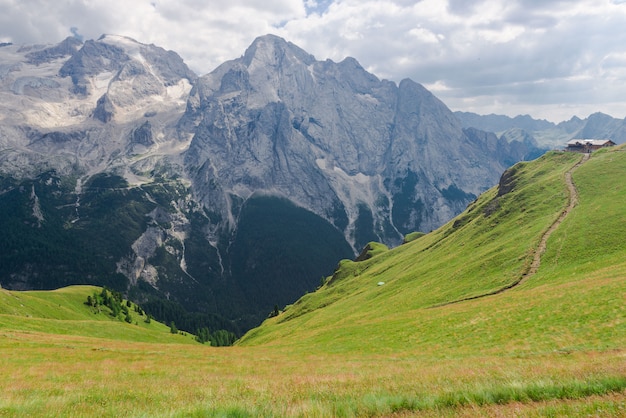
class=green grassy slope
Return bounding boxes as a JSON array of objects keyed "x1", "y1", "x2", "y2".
[
  {"x1": 1, "y1": 148, "x2": 624, "y2": 417},
  {"x1": 536, "y1": 147, "x2": 626, "y2": 285},
  {"x1": 238, "y1": 148, "x2": 625, "y2": 356},
  {"x1": 0, "y1": 285, "x2": 195, "y2": 344}
]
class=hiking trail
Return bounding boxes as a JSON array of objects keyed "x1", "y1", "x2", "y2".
[{"x1": 433, "y1": 152, "x2": 590, "y2": 307}]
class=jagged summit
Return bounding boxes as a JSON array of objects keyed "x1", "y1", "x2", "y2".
[
  {"x1": 242, "y1": 34, "x2": 316, "y2": 68},
  {"x1": 25, "y1": 36, "x2": 83, "y2": 65},
  {"x1": 183, "y1": 35, "x2": 539, "y2": 254},
  {"x1": 60, "y1": 34, "x2": 196, "y2": 96},
  {"x1": 0, "y1": 34, "x2": 195, "y2": 177}
]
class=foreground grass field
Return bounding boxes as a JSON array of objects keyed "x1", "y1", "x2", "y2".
[
  {"x1": 1, "y1": 328, "x2": 624, "y2": 416},
  {"x1": 1, "y1": 148, "x2": 625, "y2": 416}
]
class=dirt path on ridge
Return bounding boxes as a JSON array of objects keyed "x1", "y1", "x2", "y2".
[{"x1": 433, "y1": 153, "x2": 590, "y2": 307}]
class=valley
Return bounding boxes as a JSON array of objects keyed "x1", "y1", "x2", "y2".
[{"x1": 1, "y1": 146, "x2": 624, "y2": 416}]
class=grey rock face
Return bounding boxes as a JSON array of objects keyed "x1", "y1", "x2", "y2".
[
  {"x1": 0, "y1": 34, "x2": 195, "y2": 177},
  {"x1": 93, "y1": 93, "x2": 115, "y2": 123},
  {"x1": 131, "y1": 121, "x2": 155, "y2": 147},
  {"x1": 575, "y1": 112, "x2": 626, "y2": 143},
  {"x1": 25, "y1": 36, "x2": 83, "y2": 65},
  {"x1": 183, "y1": 34, "x2": 528, "y2": 249},
  {"x1": 59, "y1": 39, "x2": 129, "y2": 95}
]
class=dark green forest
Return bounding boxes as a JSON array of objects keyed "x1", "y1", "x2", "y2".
[
  {"x1": 0, "y1": 171, "x2": 238, "y2": 338},
  {"x1": 0, "y1": 172, "x2": 355, "y2": 335}
]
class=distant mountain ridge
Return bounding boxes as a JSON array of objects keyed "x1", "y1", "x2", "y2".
[
  {"x1": 455, "y1": 111, "x2": 626, "y2": 149},
  {"x1": 454, "y1": 111, "x2": 555, "y2": 133},
  {"x1": 0, "y1": 34, "x2": 544, "y2": 332}
]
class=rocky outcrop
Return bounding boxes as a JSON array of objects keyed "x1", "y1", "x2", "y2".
[
  {"x1": 25, "y1": 36, "x2": 83, "y2": 65},
  {"x1": 93, "y1": 93, "x2": 115, "y2": 123}
]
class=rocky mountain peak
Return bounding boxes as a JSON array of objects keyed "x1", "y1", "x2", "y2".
[
  {"x1": 184, "y1": 36, "x2": 542, "y2": 252},
  {"x1": 397, "y1": 78, "x2": 461, "y2": 130},
  {"x1": 242, "y1": 34, "x2": 316, "y2": 69},
  {"x1": 60, "y1": 34, "x2": 195, "y2": 97},
  {"x1": 0, "y1": 34, "x2": 195, "y2": 177},
  {"x1": 25, "y1": 36, "x2": 83, "y2": 65},
  {"x1": 575, "y1": 112, "x2": 624, "y2": 141}
]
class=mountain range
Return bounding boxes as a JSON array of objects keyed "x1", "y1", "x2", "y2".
[
  {"x1": 0, "y1": 34, "x2": 547, "y2": 332},
  {"x1": 455, "y1": 110, "x2": 626, "y2": 149}
]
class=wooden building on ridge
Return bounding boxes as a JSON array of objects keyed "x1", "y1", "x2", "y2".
[{"x1": 566, "y1": 139, "x2": 616, "y2": 153}]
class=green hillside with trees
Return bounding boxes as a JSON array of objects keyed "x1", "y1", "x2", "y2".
[
  {"x1": 1, "y1": 147, "x2": 624, "y2": 416},
  {"x1": 0, "y1": 285, "x2": 196, "y2": 344}
]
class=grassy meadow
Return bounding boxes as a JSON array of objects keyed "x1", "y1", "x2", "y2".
[{"x1": 1, "y1": 148, "x2": 625, "y2": 416}]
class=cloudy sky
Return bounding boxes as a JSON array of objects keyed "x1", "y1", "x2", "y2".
[{"x1": 1, "y1": 0, "x2": 625, "y2": 122}]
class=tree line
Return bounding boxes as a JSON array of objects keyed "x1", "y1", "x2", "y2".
[
  {"x1": 142, "y1": 298, "x2": 238, "y2": 346},
  {"x1": 85, "y1": 287, "x2": 146, "y2": 324},
  {"x1": 87, "y1": 288, "x2": 237, "y2": 346}
]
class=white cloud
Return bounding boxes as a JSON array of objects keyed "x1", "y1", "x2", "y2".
[{"x1": 1, "y1": 0, "x2": 625, "y2": 122}]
